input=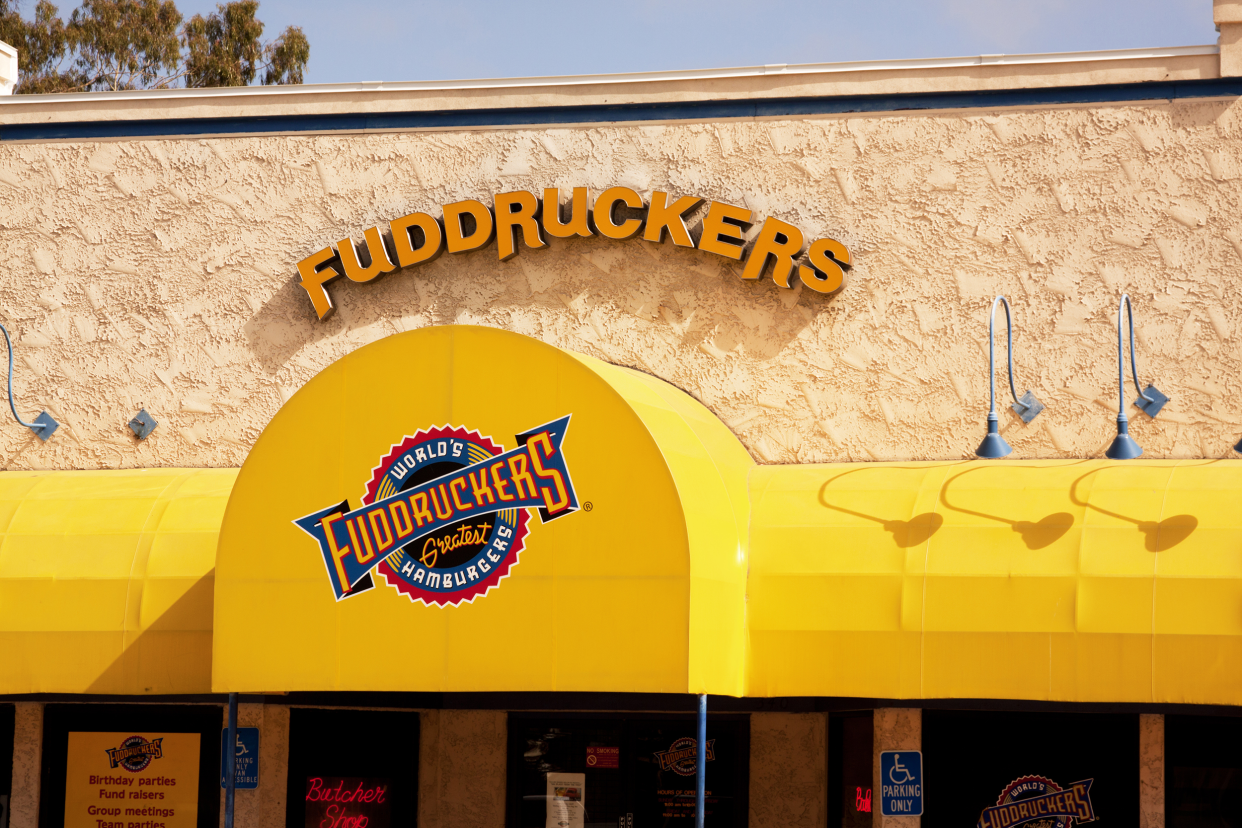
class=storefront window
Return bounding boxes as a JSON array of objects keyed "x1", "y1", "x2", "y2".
[
  {"x1": 285, "y1": 709, "x2": 418, "y2": 828},
  {"x1": 1168, "y1": 715, "x2": 1242, "y2": 827},
  {"x1": 828, "y1": 711, "x2": 872, "y2": 828},
  {"x1": 922, "y1": 710, "x2": 1138, "y2": 827},
  {"x1": 506, "y1": 715, "x2": 748, "y2": 828},
  {"x1": 38, "y1": 704, "x2": 221, "y2": 828}
]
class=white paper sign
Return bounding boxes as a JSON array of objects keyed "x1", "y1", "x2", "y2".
[{"x1": 545, "y1": 772, "x2": 585, "y2": 828}]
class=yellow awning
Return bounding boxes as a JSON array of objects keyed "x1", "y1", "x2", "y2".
[
  {"x1": 5, "y1": 330, "x2": 1242, "y2": 706},
  {"x1": 0, "y1": 469, "x2": 235, "y2": 695},
  {"x1": 747, "y1": 459, "x2": 1242, "y2": 705},
  {"x1": 213, "y1": 326, "x2": 753, "y2": 696}
]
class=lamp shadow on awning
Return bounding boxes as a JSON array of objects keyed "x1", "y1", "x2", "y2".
[
  {"x1": 84, "y1": 572, "x2": 215, "y2": 695},
  {"x1": 940, "y1": 467, "x2": 1075, "y2": 551},
  {"x1": 817, "y1": 468, "x2": 945, "y2": 549},
  {"x1": 1067, "y1": 472, "x2": 1198, "y2": 552},
  {"x1": 937, "y1": 464, "x2": 1199, "y2": 553}
]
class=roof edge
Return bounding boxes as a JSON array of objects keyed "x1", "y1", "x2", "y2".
[{"x1": 0, "y1": 43, "x2": 1220, "y2": 107}]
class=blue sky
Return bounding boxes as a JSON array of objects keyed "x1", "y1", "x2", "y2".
[{"x1": 179, "y1": 0, "x2": 1215, "y2": 85}]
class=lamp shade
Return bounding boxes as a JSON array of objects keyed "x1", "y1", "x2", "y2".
[
  {"x1": 976, "y1": 419, "x2": 1012, "y2": 459},
  {"x1": 1105, "y1": 417, "x2": 1143, "y2": 460}
]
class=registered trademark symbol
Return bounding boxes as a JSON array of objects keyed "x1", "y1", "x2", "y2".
[{"x1": 583, "y1": 501, "x2": 594, "y2": 512}]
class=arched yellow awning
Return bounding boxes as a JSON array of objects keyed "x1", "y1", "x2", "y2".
[
  {"x1": 747, "y1": 459, "x2": 1242, "y2": 705},
  {"x1": 213, "y1": 325, "x2": 753, "y2": 696},
  {"x1": 0, "y1": 468, "x2": 234, "y2": 695},
  {"x1": 5, "y1": 330, "x2": 1242, "y2": 706}
]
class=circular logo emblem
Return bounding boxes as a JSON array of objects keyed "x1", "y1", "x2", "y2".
[
  {"x1": 114, "y1": 736, "x2": 157, "y2": 773},
  {"x1": 996, "y1": 776, "x2": 1069, "y2": 828},
  {"x1": 367, "y1": 426, "x2": 530, "y2": 607},
  {"x1": 661, "y1": 737, "x2": 700, "y2": 777}
]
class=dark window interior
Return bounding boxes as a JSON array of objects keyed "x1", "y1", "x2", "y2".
[
  {"x1": 1168, "y1": 714, "x2": 1242, "y2": 827},
  {"x1": 828, "y1": 711, "x2": 873, "y2": 828},
  {"x1": 506, "y1": 714, "x2": 749, "y2": 828},
  {"x1": 39, "y1": 704, "x2": 221, "y2": 828},
  {"x1": 285, "y1": 708, "x2": 418, "y2": 828},
  {"x1": 922, "y1": 709, "x2": 1138, "y2": 828}
]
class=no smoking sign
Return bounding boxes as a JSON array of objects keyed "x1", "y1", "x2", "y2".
[{"x1": 586, "y1": 746, "x2": 619, "y2": 768}]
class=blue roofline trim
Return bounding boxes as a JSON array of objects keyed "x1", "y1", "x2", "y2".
[{"x1": 4, "y1": 76, "x2": 1242, "y2": 142}]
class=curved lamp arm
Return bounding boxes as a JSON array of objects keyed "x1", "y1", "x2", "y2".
[
  {"x1": 1117, "y1": 294, "x2": 1167, "y2": 419},
  {"x1": 988, "y1": 296, "x2": 1044, "y2": 424},
  {"x1": 0, "y1": 324, "x2": 58, "y2": 441},
  {"x1": 977, "y1": 296, "x2": 1044, "y2": 459}
]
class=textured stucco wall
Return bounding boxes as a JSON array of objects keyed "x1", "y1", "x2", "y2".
[
  {"x1": 2, "y1": 101, "x2": 1242, "y2": 467},
  {"x1": 418, "y1": 710, "x2": 506, "y2": 828},
  {"x1": 749, "y1": 712, "x2": 827, "y2": 828},
  {"x1": 873, "y1": 708, "x2": 920, "y2": 828}
]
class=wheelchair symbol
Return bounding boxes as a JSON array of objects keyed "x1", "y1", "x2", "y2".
[{"x1": 888, "y1": 754, "x2": 914, "y2": 785}]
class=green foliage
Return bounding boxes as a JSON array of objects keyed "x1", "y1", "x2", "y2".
[
  {"x1": 70, "y1": 0, "x2": 183, "y2": 90},
  {"x1": 0, "y1": 0, "x2": 309, "y2": 92},
  {"x1": 0, "y1": 1, "x2": 82, "y2": 92}
]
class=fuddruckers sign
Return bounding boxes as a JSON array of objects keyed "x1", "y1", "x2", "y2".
[{"x1": 296, "y1": 187, "x2": 852, "y2": 319}]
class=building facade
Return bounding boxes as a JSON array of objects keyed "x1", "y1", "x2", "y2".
[{"x1": 3, "y1": 3, "x2": 1242, "y2": 827}]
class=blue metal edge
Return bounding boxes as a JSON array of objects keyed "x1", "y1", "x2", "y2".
[{"x1": 4, "y1": 77, "x2": 1242, "y2": 142}]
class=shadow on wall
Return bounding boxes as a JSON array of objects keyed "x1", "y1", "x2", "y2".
[
  {"x1": 84, "y1": 573, "x2": 214, "y2": 694},
  {"x1": 242, "y1": 235, "x2": 833, "y2": 378},
  {"x1": 243, "y1": 276, "x2": 330, "y2": 376}
]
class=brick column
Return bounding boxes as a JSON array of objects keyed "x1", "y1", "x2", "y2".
[
  {"x1": 874, "y1": 708, "x2": 920, "y2": 828},
  {"x1": 219, "y1": 703, "x2": 291, "y2": 828},
  {"x1": 10, "y1": 703, "x2": 43, "y2": 828},
  {"x1": 749, "y1": 713, "x2": 828, "y2": 828},
  {"x1": 1140, "y1": 714, "x2": 1165, "y2": 828},
  {"x1": 418, "y1": 711, "x2": 507, "y2": 828}
]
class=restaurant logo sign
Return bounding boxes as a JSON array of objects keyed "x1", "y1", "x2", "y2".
[
  {"x1": 296, "y1": 186, "x2": 852, "y2": 320},
  {"x1": 654, "y1": 738, "x2": 715, "y2": 776},
  {"x1": 295, "y1": 416, "x2": 578, "y2": 606},
  {"x1": 106, "y1": 736, "x2": 164, "y2": 772},
  {"x1": 976, "y1": 775, "x2": 1097, "y2": 828}
]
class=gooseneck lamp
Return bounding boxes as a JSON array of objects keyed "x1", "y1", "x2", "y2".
[
  {"x1": 1105, "y1": 295, "x2": 1167, "y2": 460},
  {"x1": 0, "y1": 323, "x2": 57, "y2": 441},
  {"x1": 977, "y1": 296, "x2": 1044, "y2": 459}
]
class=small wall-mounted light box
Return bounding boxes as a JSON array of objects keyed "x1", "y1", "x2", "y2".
[
  {"x1": 1133, "y1": 384, "x2": 1169, "y2": 418},
  {"x1": 29, "y1": 411, "x2": 58, "y2": 441},
  {"x1": 128, "y1": 409, "x2": 157, "y2": 440}
]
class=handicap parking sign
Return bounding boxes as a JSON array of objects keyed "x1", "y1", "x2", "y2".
[
  {"x1": 880, "y1": 750, "x2": 923, "y2": 816},
  {"x1": 221, "y1": 727, "x2": 259, "y2": 789}
]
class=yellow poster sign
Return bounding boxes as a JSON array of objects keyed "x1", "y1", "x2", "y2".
[{"x1": 65, "y1": 732, "x2": 200, "y2": 828}]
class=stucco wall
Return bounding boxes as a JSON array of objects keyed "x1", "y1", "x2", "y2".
[{"x1": 2, "y1": 99, "x2": 1242, "y2": 467}]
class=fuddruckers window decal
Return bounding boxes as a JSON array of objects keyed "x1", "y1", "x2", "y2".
[
  {"x1": 976, "y1": 775, "x2": 1098, "y2": 828},
  {"x1": 295, "y1": 187, "x2": 852, "y2": 320},
  {"x1": 295, "y1": 416, "x2": 578, "y2": 606}
]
